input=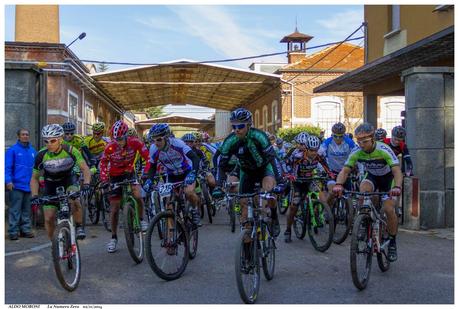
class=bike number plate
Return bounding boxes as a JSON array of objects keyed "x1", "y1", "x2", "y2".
[{"x1": 158, "y1": 183, "x2": 173, "y2": 197}]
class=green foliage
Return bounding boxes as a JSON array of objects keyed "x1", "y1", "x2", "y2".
[
  {"x1": 97, "y1": 62, "x2": 109, "y2": 72},
  {"x1": 133, "y1": 106, "x2": 167, "y2": 119},
  {"x1": 276, "y1": 125, "x2": 322, "y2": 142}
]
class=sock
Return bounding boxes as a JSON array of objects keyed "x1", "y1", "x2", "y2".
[
  {"x1": 112, "y1": 234, "x2": 117, "y2": 240},
  {"x1": 389, "y1": 234, "x2": 396, "y2": 244}
]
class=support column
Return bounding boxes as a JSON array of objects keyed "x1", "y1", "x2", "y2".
[
  {"x1": 363, "y1": 94, "x2": 377, "y2": 127},
  {"x1": 402, "y1": 67, "x2": 454, "y2": 229}
]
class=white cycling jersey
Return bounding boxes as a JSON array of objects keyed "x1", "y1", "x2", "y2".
[{"x1": 149, "y1": 137, "x2": 192, "y2": 176}]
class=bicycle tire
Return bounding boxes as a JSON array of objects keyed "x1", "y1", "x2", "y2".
[
  {"x1": 278, "y1": 196, "x2": 288, "y2": 215},
  {"x1": 261, "y1": 223, "x2": 275, "y2": 281},
  {"x1": 229, "y1": 199, "x2": 236, "y2": 233},
  {"x1": 201, "y1": 181, "x2": 213, "y2": 224},
  {"x1": 235, "y1": 229, "x2": 260, "y2": 304},
  {"x1": 101, "y1": 195, "x2": 112, "y2": 232},
  {"x1": 87, "y1": 190, "x2": 100, "y2": 225},
  {"x1": 145, "y1": 211, "x2": 189, "y2": 281},
  {"x1": 307, "y1": 201, "x2": 334, "y2": 252},
  {"x1": 188, "y1": 223, "x2": 199, "y2": 260},
  {"x1": 377, "y1": 217, "x2": 391, "y2": 272},
  {"x1": 123, "y1": 201, "x2": 144, "y2": 264},
  {"x1": 333, "y1": 197, "x2": 351, "y2": 244},
  {"x1": 350, "y1": 213, "x2": 373, "y2": 290},
  {"x1": 293, "y1": 207, "x2": 307, "y2": 239},
  {"x1": 51, "y1": 221, "x2": 81, "y2": 292}
]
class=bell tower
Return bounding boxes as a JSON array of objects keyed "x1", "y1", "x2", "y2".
[{"x1": 280, "y1": 25, "x2": 313, "y2": 64}]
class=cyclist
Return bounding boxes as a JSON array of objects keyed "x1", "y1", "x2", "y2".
[
  {"x1": 213, "y1": 108, "x2": 282, "y2": 237},
  {"x1": 99, "y1": 120, "x2": 151, "y2": 253},
  {"x1": 84, "y1": 122, "x2": 110, "y2": 165},
  {"x1": 374, "y1": 128, "x2": 387, "y2": 142},
  {"x1": 144, "y1": 124, "x2": 202, "y2": 226},
  {"x1": 283, "y1": 134, "x2": 331, "y2": 243},
  {"x1": 62, "y1": 122, "x2": 93, "y2": 169},
  {"x1": 318, "y1": 122, "x2": 357, "y2": 208},
  {"x1": 274, "y1": 138, "x2": 287, "y2": 160},
  {"x1": 333, "y1": 123, "x2": 403, "y2": 262},
  {"x1": 30, "y1": 124, "x2": 91, "y2": 240},
  {"x1": 383, "y1": 126, "x2": 413, "y2": 176}
]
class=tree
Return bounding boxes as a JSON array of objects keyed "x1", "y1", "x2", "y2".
[
  {"x1": 135, "y1": 106, "x2": 167, "y2": 119},
  {"x1": 97, "y1": 62, "x2": 109, "y2": 72},
  {"x1": 276, "y1": 125, "x2": 322, "y2": 142}
]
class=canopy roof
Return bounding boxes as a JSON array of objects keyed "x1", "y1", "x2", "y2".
[
  {"x1": 90, "y1": 59, "x2": 282, "y2": 111},
  {"x1": 135, "y1": 115, "x2": 214, "y2": 131}
]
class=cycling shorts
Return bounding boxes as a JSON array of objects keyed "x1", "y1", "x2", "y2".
[{"x1": 239, "y1": 163, "x2": 275, "y2": 194}]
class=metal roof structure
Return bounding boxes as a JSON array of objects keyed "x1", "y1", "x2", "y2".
[
  {"x1": 90, "y1": 59, "x2": 282, "y2": 111},
  {"x1": 314, "y1": 26, "x2": 454, "y2": 93}
]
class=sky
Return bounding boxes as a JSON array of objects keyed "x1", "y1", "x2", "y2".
[{"x1": 4, "y1": 5, "x2": 364, "y2": 118}]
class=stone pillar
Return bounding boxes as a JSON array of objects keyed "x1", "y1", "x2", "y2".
[
  {"x1": 363, "y1": 95, "x2": 377, "y2": 127},
  {"x1": 402, "y1": 67, "x2": 454, "y2": 229}
]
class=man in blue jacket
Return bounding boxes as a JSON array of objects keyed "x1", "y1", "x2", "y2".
[{"x1": 5, "y1": 129, "x2": 37, "y2": 240}]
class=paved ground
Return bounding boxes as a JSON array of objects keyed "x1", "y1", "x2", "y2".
[{"x1": 5, "y1": 210, "x2": 454, "y2": 304}]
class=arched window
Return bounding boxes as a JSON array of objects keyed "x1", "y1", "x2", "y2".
[
  {"x1": 254, "y1": 109, "x2": 260, "y2": 128},
  {"x1": 262, "y1": 106, "x2": 268, "y2": 131},
  {"x1": 272, "y1": 100, "x2": 278, "y2": 130},
  {"x1": 311, "y1": 96, "x2": 343, "y2": 137},
  {"x1": 380, "y1": 96, "x2": 405, "y2": 135}
]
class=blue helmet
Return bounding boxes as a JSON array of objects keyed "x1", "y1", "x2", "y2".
[
  {"x1": 182, "y1": 133, "x2": 196, "y2": 142},
  {"x1": 148, "y1": 123, "x2": 170, "y2": 140}
]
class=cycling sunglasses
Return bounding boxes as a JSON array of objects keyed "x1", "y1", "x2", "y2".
[
  {"x1": 153, "y1": 137, "x2": 164, "y2": 143},
  {"x1": 44, "y1": 138, "x2": 58, "y2": 144},
  {"x1": 357, "y1": 138, "x2": 373, "y2": 145},
  {"x1": 333, "y1": 134, "x2": 344, "y2": 139},
  {"x1": 232, "y1": 123, "x2": 246, "y2": 130},
  {"x1": 64, "y1": 132, "x2": 74, "y2": 136}
]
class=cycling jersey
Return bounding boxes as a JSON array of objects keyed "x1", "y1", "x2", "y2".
[
  {"x1": 33, "y1": 144, "x2": 84, "y2": 182},
  {"x1": 318, "y1": 136, "x2": 356, "y2": 173},
  {"x1": 149, "y1": 137, "x2": 193, "y2": 176},
  {"x1": 345, "y1": 141, "x2": 399, "y2": 176},
  {"x1": 63, "y1": 134, "x2": 92, "y2": 167},
  {"x1": 199, "y1": 143, "x2": 216, "y2": 167},
  {"x1": 99, "y1": 137, "x2": 150, "y2": 182},
  {"x1": 287, "y1": 149, "x2": 327, "y2": 178},
  {"x1": 84, "y1": 135, "x2": 110, "y2": 159}
]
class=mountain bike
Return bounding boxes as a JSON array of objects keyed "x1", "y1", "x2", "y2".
[
  {"x1": 233, "y1": 186, "x2": 277, "y2": 304},
  {"x1": 145, "y1": 180, "x2": 199, "y2": 280},
  {"x1": 85, "y1": 170, "x2": 102, "y2": 225},
  {"x1": 36, "y1": 187, "x2": 82, "y2": 291},
  {"x1": 348, "y1": 191, "x2": 391, "y2": 290},
  {"x1": 214, "y1": 180, "x2": 240, "y2": 233},
  {"x1": 293, "y1": 176, "x2": 334, "y2": 252},
  {"x1": 107, "y1": 178, "x2": 144, "y2": 264},
  {"x1": 196, "y1": 169, "x2": 214, "y2": 224}
]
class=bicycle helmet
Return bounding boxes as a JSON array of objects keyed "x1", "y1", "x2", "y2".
[
  {"x1": 275, "y1": 138, "x2": 283, "y2": 146},
  {"x1": 306, "y1": 135, "x2": 321, "y2": 151},
  {"x1": 331, "y1": 122, "x2": 346, "y2": 135},
  {"x1": 110, "y1": 120, "x2": 129, "y2": 139},
  {"x1": 42, "y1": 124, "x2": 64, "y2": 138},
  {"x1": 62, "y1": 122, "x2": 76, "y2": 133},
  {"x1": 391, "y1": 125, "x2": 406, "y2": 139},
  {"x1": 127, "y1": 128, "x2": 137, "y2": 137},
  {"x1": 193, "y1": 131, "x2": 203, "y2": 142},
  {"x1": 201, "y1": 131, "x2": 210, "y2": 142},
  {"x1": 148, "y1": 123, "x2": 170, "y2": 139},
  {"x1": 294, "y1": 132, "x2": 309, "y2": 145},
  {"x1": 374, "y1": 128, "x2": 387, "y2": 141},
  {"x1": 92, "y1": 122, "x2": 105, "y2": 133},
  {"x1": 230, "y1": 108, "x2": 252, "y2": 124},
  {"x1": 354, "y1": 122, "x2": 375, "y2": 139},
  {"x1": 182, "y1": 133, "x2": 196, "y2": 142}
]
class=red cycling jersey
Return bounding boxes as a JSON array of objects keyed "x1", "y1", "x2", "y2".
[
  {"x1": 382, "y1": 138, "x2": 406, "y2": 157},
  {"x1": 99, "y1": 136, "x2": 151, "y2": 182}
]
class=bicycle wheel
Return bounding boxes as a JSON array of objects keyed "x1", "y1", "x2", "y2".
[
  {"x1": 229, "y1": 199, "x2": 236, "y2": 233},
  {"x1": 333, "y1": 197, "x2": 352, "y2": 244},
  {"x1": 293, "y1": 208, "x2": 307, "y2": 239},
  {"x1": 145, "y1": 212, "x2": 189, "y2": 281},
  {"x1": 235, "y1": 229, "x2": 260, "y2": 304},
  {"x1": 188, "y1": 222, "x2": 199, "y2": 260},
  {"x1": 377, "y1": 218, "x2": 391, "y2": 272},
  {"x1": 123, "y1": 201, "x2": 144, "y2": 264},
  {"x1": 51, "y1": 221, "x2": 81, "y2": 292},
  {"x1": 101, "y1": 195, "x2": 112, "y2": 232},
  {"x1": 307, "y1": 201, "x2": 334, "y2": 252},
  {"x1": 261, "y1": 223, "x2": 275, "y2": 281},
  {"x1": 350, "y1": 213, "x2": 373, "y2": 290},
  {"x1": 87, "y1": 189, "x2": 100, "y2": 225},
  {"x1": 201, "y1": 182, "x2": 213, "y2": 224}
]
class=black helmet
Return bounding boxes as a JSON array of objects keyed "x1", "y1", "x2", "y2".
[
  {"x1": 230, "y1": 108, "x2": 252, "y2": 124},
  {"x1": 391, "y1": 125, "x2": 406, "y2": 139},
  {"x1": 62, "y1": 122, "x2": 76, "y2": 133},
  {"x1": 332, "y1": 122, "x2": 346, "y2": 135},
  {"x1": 375, "y1": 128, "x2": 387, "y2": 140},
  {"x1": 354, "y1": 122, "x2": 375, "y2": 139}
]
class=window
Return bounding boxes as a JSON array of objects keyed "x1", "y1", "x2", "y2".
[
  {"x1": 262, "y1": 106, "x2": 268, "y2": 131},
  {"x1": 390, "y1": 5, "x2": 400, "y2": 32},
  {"x1": 255, "y1": 110, "x2": 260, "y2": 128},
  {"x1": 380, "y1": 96, "x2": 405, "y2": 135},
  {"x1": 311, "y1": 96, "x2": 343, "y2": 137},
  {"x1": 272, "y1": 100, "x2": 278, "y2": 124},
  {"x1": 68, "y1": 90, "x2": 78, "y2": 126},
  {"x1": 85, "y1": 102, "x2": 95, "y2": 135}
]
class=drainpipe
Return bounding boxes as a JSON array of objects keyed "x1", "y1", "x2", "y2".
[{"x1": 281, "y1": 79, "x2": 295, "y2": 128}]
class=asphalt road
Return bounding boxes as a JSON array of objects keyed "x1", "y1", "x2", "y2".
[{"x1": 5, "y1": 209, "x2": 454, "y2": 304}]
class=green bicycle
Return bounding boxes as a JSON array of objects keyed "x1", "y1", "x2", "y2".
[
  {"x1": 293, "y1": 176, "x2": 334, "y2": 252},
  {"x1": 107, "y1": 178, "x2": 144, "y2": 264}
]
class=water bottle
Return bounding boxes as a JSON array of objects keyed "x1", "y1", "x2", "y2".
[{"x1": 373, "y1": 221, "x2": 380, "y2": 251}]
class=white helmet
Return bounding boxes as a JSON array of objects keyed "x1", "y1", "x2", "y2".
[
  {"x1": 306, "y1": 135, "x2": 321, "y2": 150},
  {"x1": 294, "y1": 132, "x2": 309, "y2": 145},
  {"x1": 42, "y1": 124, "x2": 64, "y2": 138}
]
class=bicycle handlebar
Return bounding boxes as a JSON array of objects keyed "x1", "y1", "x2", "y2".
[{"x1": 38, "y1": 191, "x2": 80, "y2": 204}]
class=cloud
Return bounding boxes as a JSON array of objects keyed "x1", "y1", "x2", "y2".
[
  {"x1": 135, "y1": 16, "x2": 181, "y2": 33},
  {"x1": 316, "y1": 9, "x2": 364, "y2": 39}
]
